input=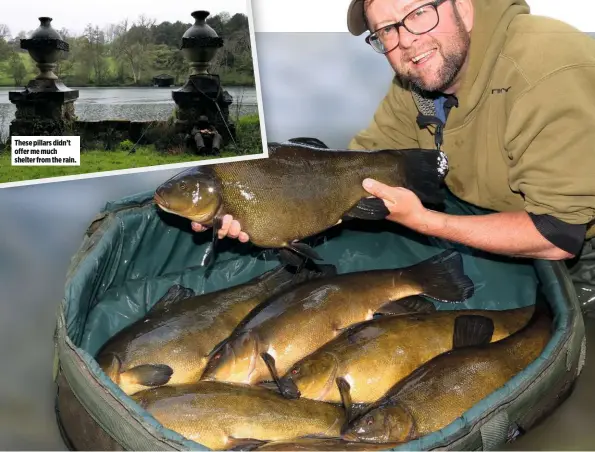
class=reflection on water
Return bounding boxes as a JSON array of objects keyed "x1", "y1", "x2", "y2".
[{"x1": 0, "y1": 86, "x2": 258, "y2": 138}]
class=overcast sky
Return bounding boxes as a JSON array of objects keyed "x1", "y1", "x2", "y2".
[{"x1": 0, "y1": 0, "x2": 249, "y2": 38}]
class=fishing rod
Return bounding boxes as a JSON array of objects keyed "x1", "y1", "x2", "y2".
[{"x1": 190, "y1": 78, "x2": 239, "y2": 148}]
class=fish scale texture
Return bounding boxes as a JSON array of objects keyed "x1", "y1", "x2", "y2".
[
  {"x1": 288, "y1": 307, "x2": 534, "y2": 404},
  {"x1": 131, "y1": 382, "x2": 345, "y2": 450},
  {"x1": 213, "y1": 145, "x2": 424, "y2": 247},
  {"x1": 372, "y1": 315, "x2": 552, "y2": 440}
]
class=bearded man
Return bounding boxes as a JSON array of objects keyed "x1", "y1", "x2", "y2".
[
  {"x1": 191, "y1": 0, "x2": 595, "y2": 312},
  {"x1": 345, "y1": 0, "x2": 595, "y2": 312}
]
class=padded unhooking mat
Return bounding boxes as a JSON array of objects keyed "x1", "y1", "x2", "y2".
[{"x1": 52, "y1": 189, "x2": 587, "y2": 451}]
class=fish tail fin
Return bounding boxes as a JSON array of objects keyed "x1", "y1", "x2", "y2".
[
  {"x1": 388, "y1": 148, "x2": 448, "y2": 205},
  {"x1": 119, "y1": 364, "x2": 173, "y2": 388},
  {"x1": 406, "y1": 249, "x2": 475, "y2": 303}
]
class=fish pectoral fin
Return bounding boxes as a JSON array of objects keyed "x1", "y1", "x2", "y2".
[
  {"x1": 344, "y1": 197, "x2": 390, "y2": 220},
  {"x1": 102, "y1": 353, "x2": 123, "y2": 383},
  {"x1": 375, "y1": 296, "x2": 437, "y2": 317},
  {"x1": 227, "y1": 437, "x2": 268, "y2": 451},
  {"x1": 336, "y1": 377, "x2": 357, "y2": 427},
  {"x1": 452, "y1": 315, "x2": 495, "y2": 349},
  {"x1": 287, "y1": 242, "x2": 323, "y2": 261},
  {"x1": 201, "y1": 214, "x2": 223, "y2": 269},
  {"x1": 278, "y1": 248, "x2": 308, "y2": 268},
  {"x1": 260, "y1": 352, "x2": 301, "y2": 399},
  {"x1": 149, "y1": 285, "x2": 195, "y2": 313},
  {"x1": 121, "y1": 364, "x2": 173, "y2": 387}
]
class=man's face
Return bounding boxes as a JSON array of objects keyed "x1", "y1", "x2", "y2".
[{"x1": 365, "y1": 0, "x2": 474, "y2": 93}]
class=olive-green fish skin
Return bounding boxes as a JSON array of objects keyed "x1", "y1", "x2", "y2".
[
  {"x1": 95, "y1": 264, "x2": 332, "y2": 396},
  {"x1": 200, "y1": 251, "x2": 474, "y2": 386},
  {"x1": 154, "y1": 143, "x2": 447, "y2": 249},
  {"x1": 341, "y1": 309, "x2": 552, "y2": 444},
  {"x1": 131, "y1": 382, "x2": 346, "y2": 450},
  {"x1": 282, "y1": 306, "x2": 534, "y2": 404}
]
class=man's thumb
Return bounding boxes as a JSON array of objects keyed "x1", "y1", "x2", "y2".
[{"x1": 363, "y1": 178, "x2": 384, "y2": 196}]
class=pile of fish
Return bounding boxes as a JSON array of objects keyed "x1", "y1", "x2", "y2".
[
  {"x1": 92, "y1": 139, "x2": 552, "y2": 450},
  {"x1": 95, "y1": 249, "x2": 553, "y2": 450}
]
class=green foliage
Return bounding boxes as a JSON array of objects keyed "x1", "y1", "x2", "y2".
[
  {"x1": 117, "y1": 139, "x2": 135, "y2": 151},
  {"x1": 229, "y1": 114, "x2": 263, "y2": 155},
  {"x1": 0, "y1": 12, "x2": 255, "y2": 87}
]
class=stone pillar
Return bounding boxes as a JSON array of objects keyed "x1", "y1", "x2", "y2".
[
  {"x1": 172, "y1": 10, "x2": 237, "y2": 155},
  {"x1": 9, "y1": 17, "x2": 79, "y2": 137}
]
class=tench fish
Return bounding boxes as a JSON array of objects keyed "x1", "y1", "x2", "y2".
[
  {"x1": 131, "y1": 381, "x2": 346, "y2": 450},
  {"x1": 278, "y1": 306, "x2": 534, "y2": 403},
  {"x1": 153, "y1": 139, "x2": 449, "y2": 267},
  {"x1": 251, "y1": 438, "x2": 401, "y2": 451},
  {"x1": 200, "y1": 250, "x2": 474, "y2": 389},
  {"x1": 95, "y1": 263, "x2": 336, "y2": 396},
  {"x1": 340, "y1": 305, "x2": 552, "y2": 444}
]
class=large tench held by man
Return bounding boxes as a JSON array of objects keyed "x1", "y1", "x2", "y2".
[
  {"x1": 200, "y1": 250, "x2": 474, "y2": 388},
  {"x1": 339, "y1": 306, "x2": 553, "y2": 444},
  {"x1": 153, "y1": 139, "x2": 449, "y2": 267},
  {"x1": 95, "y1": 263, "x2": 337, "y2": 396},
  {"x1": 277, "y1": 305, "x2": 534, "y2": 403},
  {"x1": 130, "y1": 381, "x2": 346, "y2": 451}
]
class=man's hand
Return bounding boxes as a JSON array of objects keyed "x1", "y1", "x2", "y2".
[
  {"x1": 361, "y1": 178, "x2": 574, "y2": 261},
  {"x1": 362, "y1": 178, "x2": 427, "y2": 229},
  {"x1": 191, "y1": 214, "x2": 250, "y2": 242}
]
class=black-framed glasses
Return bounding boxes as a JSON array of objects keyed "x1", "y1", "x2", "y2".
[{"x1": 365, "y1": 0, "x2": 449, "y2": 54}]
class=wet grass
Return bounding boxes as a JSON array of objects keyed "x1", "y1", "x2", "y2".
[{"x1": 0, "y1": 114, "x2": 265, "y2": 184}]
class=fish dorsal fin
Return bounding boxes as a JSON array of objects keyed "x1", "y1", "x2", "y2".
[
  {"x1": 452, "y1": 315, "x2": 494, "y2": 349},
  {"x1": 149, "y1": 284, "x2": 195, "y2": 313},
  {"x1": 286, "y1": 137, "x2": 329, "y2": 148}
]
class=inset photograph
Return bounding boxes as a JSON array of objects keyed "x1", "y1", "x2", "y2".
[{"x1": 0, "y1": 0, "x2": 266, "y2": 187}]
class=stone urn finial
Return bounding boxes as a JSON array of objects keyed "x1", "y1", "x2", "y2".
[
  {"x1": 180, "y1": 10, "x2": 224, "y2": 75},
  {"x1": 20, "y1": 17, "x2": 69, "y2": 80}
]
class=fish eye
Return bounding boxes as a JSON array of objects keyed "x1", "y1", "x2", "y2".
[
  {"x1": 366, "y1": 417, "x2": 374, "y2": 425},
  {"x1": 291, "y1": 367, "x2": 299, "y2": 375},
  {"x1": 179, "y1": 182, "x2": 187, "y2": 190}
]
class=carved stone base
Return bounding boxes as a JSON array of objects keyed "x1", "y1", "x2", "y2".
[
  {"x1": 8, "y1": 80, "x2": 79, "y2": 137},
  {"x1": 172, "y1": 73, "x2": 236, "y2": 153}
]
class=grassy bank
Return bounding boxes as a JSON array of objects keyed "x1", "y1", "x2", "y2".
[
  {"x1": 0, "y1": 53, "x2": 255, "y2": 88},
  {"x1": 0, "y1": 114, "x2": 264, "y2": 184}
]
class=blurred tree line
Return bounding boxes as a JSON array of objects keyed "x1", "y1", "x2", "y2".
[{"x1": 0, "y1": 12, "x2": 255, "y2": 87}]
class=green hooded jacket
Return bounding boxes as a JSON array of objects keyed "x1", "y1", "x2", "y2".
[{"x1": 348, "y1": 0, "x2": 595, "y2": 238}]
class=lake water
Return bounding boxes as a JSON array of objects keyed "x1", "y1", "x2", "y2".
[{"x1": 0, "y1": 86, "x2": 258, "y2": 139}]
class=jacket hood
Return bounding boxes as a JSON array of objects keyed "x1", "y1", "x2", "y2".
[{"x1": 442, "y1": 0, "x2": 530, "y2": 128}]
